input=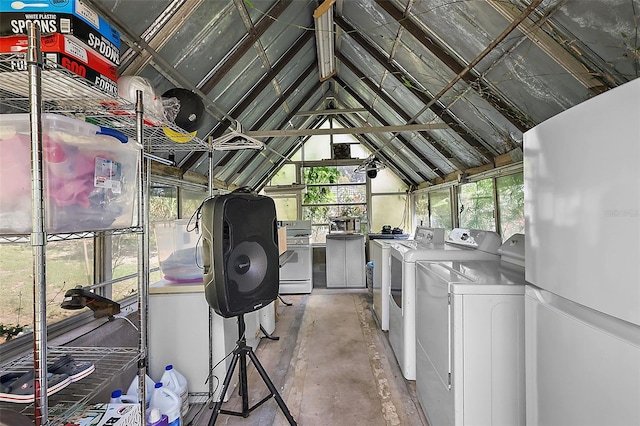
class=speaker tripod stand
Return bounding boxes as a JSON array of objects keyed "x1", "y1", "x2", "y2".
[{"x1": 208, "y1": 314, "x2": 297, "y2": 425}]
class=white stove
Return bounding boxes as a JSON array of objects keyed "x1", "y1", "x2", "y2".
[
  {"x1": 287, "y1": 234, "x2": 311, "y2": 246},
  {"x1": 278, "y1": 220, "x2": 313, "y2": 294}
]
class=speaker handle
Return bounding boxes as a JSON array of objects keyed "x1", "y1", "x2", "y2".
[{"x1": 273, "y1": 219, "x2": 278, "y2": 248}]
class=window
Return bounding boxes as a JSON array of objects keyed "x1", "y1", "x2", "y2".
[
  {"x1": 181, "y1": 189, "x2": 207, "y2": 220},
  {"x1": 273, "y1": 196, "x2": 298, "y2": 221},
  {"x1": 302, "y1": 166, "x2": 366, "y2": 243},
  {"x1": 149, "y1": 184, "x2": 178, "y2": 222},
  {"x1": 294, "y1": 133, "x2": 331, "y2": 161},
  {"x1": 429, "y1": 189, "x2": 453, "y2": 235},
  {"x1": 371, "y1": 169, "x2": 409, "y2": 233},
  {"x1": 413, "y1": 192, "x2": 429, "y2": 230},
  {"x1": 266, "y1": 118, "x2": 407, "y2": 239},
  {"x1": 111, "y1": 183, "x2": 197, "y2": 305},
  {"x1": 371, "y1": 194, "x2": 408, "y2": 234},
  {"x1": 265, "y1": 164, "x2": 301, "y2": 220},
  {"x1": 458, "y1": 179, "x2": 496, "y2": 231},
  {"x1": 418, "y1": 171, "x2": 523, "y2": 240},
  {"x1": 0, "y1": 243, "x2": 31, "y2": 342},
  {"x1": 110, "y1": 233, "x2": 162, "y2": 302},
  {"x1": 496, "y1": 172, "x2": 524, "y2": 240},
  {"x1": 0, "y1": 179, "x2": 201, "y2": 345},
  {"x1": 269, "y1": 164, "x2": 298, "y2": 186},
  {"x1": 0, "y1": 239, "x2": 96, "y2": 342}
]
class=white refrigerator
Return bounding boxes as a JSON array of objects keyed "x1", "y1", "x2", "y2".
[{"x1": 524, "y1": 79, "x2": 640, "y2": 426}]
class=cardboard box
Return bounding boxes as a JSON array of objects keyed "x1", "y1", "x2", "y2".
[
  {"x1": 278, "y1": 226, "x2": 287, "y2": 255},
  {"x1": 0, "y1": 33, "x2": 118, "y2": 96},
  {"x1": 0, "y1": 0, "x2": 121, "y2": 65},
  {"x1": 0, "y1": 113, "x2": 140, "y2": 234},
  {"x1": 68, "y1": 403, "x2": 141, "y2": 426}
]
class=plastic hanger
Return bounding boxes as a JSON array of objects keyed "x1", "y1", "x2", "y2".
[{"x1": 210, "y1": 121, "x2": 264, "y2": 151}]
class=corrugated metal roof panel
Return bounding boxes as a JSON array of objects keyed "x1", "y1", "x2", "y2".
[{"x1": 68, "y1": 0, "x2": 639, "y2": 190}]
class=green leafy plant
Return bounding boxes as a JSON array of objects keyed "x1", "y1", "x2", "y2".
[
  {"x1": 0, "y1": 324, "x2": 24, "y2": 341},
  {"x1": 302, "y1": 167, "x2": 341, "y2": 224}
]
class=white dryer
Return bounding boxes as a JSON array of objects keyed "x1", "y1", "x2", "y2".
[
  {"x1": 415, "y1": 234, "x2": 526, "y2": 426},
  {"x1": 370, "y1": 227, "x2": 443, "y2": 331},
  {"x1": 388, "y1": 228, "x2": 501, "y2": 380}
]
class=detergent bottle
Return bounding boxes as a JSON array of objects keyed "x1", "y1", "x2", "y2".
[
  {"x1": 149, "y1": 382, "x2": 182, "y2": 426},
  {"x1": 110, "y1": 389, "x2": 139, "y2": 404},
  {"x1": 147, "y1": 407, "x2": 169, "y2": 426},
  {"x1": 126, "y1": 372, "x2": 155, "y2": 407},
  {"x1": 110, "y1": 389, "x2": 123, "y2": 404},
  {"x1": 159, "y1": 364, "x2": 189, "y2": 417}
]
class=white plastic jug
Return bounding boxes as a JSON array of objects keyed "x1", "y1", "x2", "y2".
[
  {"x1": 147, "y1": 407, "x2": 169, "y2": 426},
  {"x1": 159, "y1": 364, "x2": 189, "y2": 417},
  {"x1": 110, "y1": 389, "x2": 138, "y2": 404},
  {"x1": 149, "y1": 382, "x2": 182, "y2": 426},
  {"x1": 126, "y1": 372, "x2": 155, "y2": 407},
  {"x1": 110, "y1": 389, "x2": 123, "y2": 404}
]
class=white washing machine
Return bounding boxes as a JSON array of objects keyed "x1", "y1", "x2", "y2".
[
  {"x1": 388, "y1": 228, "x2": 501, "y2": 380},
  {"x1": 370, "y1": 227, "x2": 443, "y2": 331},
  {"x1": 415, "y1": 234, "x2": 526, "y2": 426},
  {"x1": 370, "y1": 239, "x2": 394, "y2": 331}
]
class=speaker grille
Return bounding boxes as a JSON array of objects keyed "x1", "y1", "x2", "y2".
[{"x1": 227, "y1": 240, "x2": 267, "y2": 293}]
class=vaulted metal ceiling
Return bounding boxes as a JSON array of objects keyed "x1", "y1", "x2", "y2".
[{"x1": 87, "y1": 0, "x2": 639, "y2": 190}]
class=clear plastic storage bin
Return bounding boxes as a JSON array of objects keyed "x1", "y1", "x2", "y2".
[
  {"x1": 153, "y1": 219, "x2": 203, "y2": 283},
  {"x1": 0, "y1": 113, "x2": 140, "y2": 234}
]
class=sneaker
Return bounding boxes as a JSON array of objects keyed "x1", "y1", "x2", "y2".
[
  {"x1": 48, "y1": 354, "x2": 95, "y2": 382},
  {"x1": 0, "y1": 370, "x2": 71, "y2": 403}
]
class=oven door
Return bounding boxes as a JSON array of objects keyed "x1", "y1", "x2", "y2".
[{"x1": 280, "y1": 245, "x2": 311, "y2": 281}]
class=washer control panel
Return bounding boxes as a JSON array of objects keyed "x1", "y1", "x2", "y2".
[
  {"x1": 448, "y1": 228, "x2": 502, "y2": 253},
  {"x1": 414, "y1": 227, "x2": 445, "y2": 245}
]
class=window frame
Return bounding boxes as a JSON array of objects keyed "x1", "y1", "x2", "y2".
[{"x1": 0, "y1": 177, "x2": 208, "y2": 351}]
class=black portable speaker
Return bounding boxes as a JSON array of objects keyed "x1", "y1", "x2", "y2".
[{"x1": 201, "y1": 192, "x2": 279, "y2": 318}]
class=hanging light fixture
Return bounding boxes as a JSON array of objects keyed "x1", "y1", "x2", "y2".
[
  {"x1": 314, "y1": 0, "x2": 337, "y2": 81},
  {"x1": 355, "y1": 156, "x2": 386, "y2": 179}
]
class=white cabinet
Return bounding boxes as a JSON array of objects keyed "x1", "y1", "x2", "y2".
[
  {"x1": 326, "y1": 234, "x2": 365, "y2": 288},
  {"x1": 149, "y1": 280, "x2": 260, "y2": 402}
]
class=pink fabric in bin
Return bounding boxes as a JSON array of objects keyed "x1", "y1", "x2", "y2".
[
  {"x1": 0, "y1": 134, "x2": 31, "y2": 207},
  {"x1": 0, "y1": 132, "x2": 114, "y2": 209},
  {"x1": 47, "y1": 150, "x2": 97, "y2": 208}
]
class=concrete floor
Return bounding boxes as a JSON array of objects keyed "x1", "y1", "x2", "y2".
[{"x1": 188, "y1": 290, "x2": 428, "y2": 426}]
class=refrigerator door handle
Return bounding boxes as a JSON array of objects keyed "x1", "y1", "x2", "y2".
[{"x1": 526, "y1": 285, "x2": 640, "y2": 345}]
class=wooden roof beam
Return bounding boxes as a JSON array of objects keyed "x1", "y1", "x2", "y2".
[{"x1": 332, "y1": 113, "x2": 417, "y2": 188}]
